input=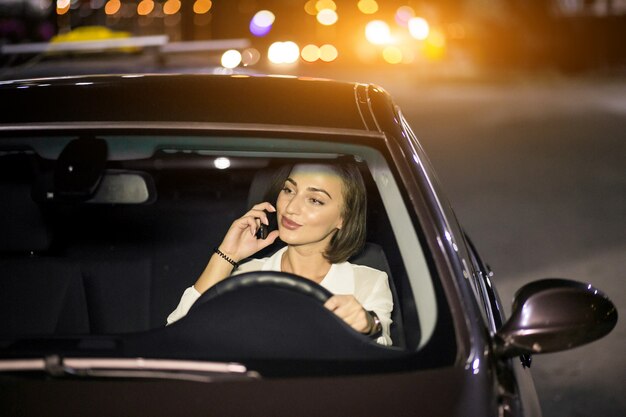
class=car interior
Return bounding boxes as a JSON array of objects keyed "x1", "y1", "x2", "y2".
[{"x1": 0, "y1": 134, "x2": 447, "y2": 365}]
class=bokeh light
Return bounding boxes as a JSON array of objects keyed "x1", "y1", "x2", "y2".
[
  {"x1": 241, "y1": 48, "x2": 261, "y2": 66},
  {"x1": 104, "y1": 0, "x2": 121, "y2": 15},
  {"x1": 408, "y1": 17, "x2": 430, "y2": 40},
  {"x1": 56, "y1": 0, "x2": 70, "y2": 15},
  {"x1": 304, "y1": 0, "x2": 317, "y2": 15},
  {"x1": 268, "y1": 41, "x2": 300, "y2": 64},
  {"x1": 382, "y1": 46, "x2": 403, "y2": 64},
  {"x1": 250, "y1": 10, "x2": 275, "y2": 37},
  {"x1": 253, "y1": 10, "x2": 275, "y2": 27},
  {"x1": 214, "y1": 157, "x2": 231, "y2": 170},
  {"x1": 315, "y1": 0, "x2": 336, "y2": 12},
  {"x1": 221, "y1": 50, "x2": 242, "y2": 69},
  {"x1": 365, "y1": 20, "x2": 392, "y2": 45},
  {"x1": 395, "y1": 6, "x2": 415, "y2": 27},
  {"x1": 316, "y1": 9, "x2": 338, "y2": 26},
  {"x1": 301, "y1": 44, "x2": 321, "y2": 62},
  {"x1": 193, "y1": 0, "x2": 212, "y2": 14},
  {"x1": 319, "y1": 44, "x2": 338, "y2": 62},
  {"x1": 357, "y1": 0, "x2": 378, "y2": 14},
  {"x1": 137, "y1": 0, "x2": 154, "y2": 16},
  {"x1": 424, "y1": 29, "x2": 446, "y2": 60},
  {"x1": 163, "y1": 0, "x2": 181, "y2": 15}
]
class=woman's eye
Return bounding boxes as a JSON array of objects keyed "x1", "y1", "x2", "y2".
[
  {"x1": 309, "y1": 198, "x2": 324, "y2": 205},
  {"x1": 282, "y1": 186, "x2": 294, "y2": 194}
]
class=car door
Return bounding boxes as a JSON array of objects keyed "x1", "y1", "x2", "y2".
[{"x1": 464, "y1": 234, "x2": 542, "y2": 417}]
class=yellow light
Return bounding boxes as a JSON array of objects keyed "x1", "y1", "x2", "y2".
[
  {"x1": 357, "y1": 0, "x2": 378, "y2": 15},
  {"x1": 137, "y1": 0, "x2": 154, "y2": 16},
  {"x1": 365, "y1": 20, "x2": 391, "y2": 45},
  {"x1": 427, "y1": 30, "x2": 446, "y2": 48},
  {"x1": 221, "y1": 50, "x2": 242, "y2": 69},
  {"x1": 424, "y1": 29, "x2": 446, "y2": 60},
  {"x1": 163, "y1": 0, "x2": 181, "y2": 15},
  {"x1": 316, "y1": 9, "x2": 338, "y2": 26},
  {"x1": 104, "y1": 0, "x2": 121, "y2": 15},
  {"x1": 382, "y1": 46, "x2": 402, "y2": 64},
  {"x1": 319, "y1": 44, "x2": 338, "y2": 62},
  {"x1": 315, "y1": 0, "x2": 336, "y2": 12},
  {"x1": 408, "y1": 17, "x2": 429, "y2": 40},
  {"x1": 304, "y1": 0, "x2": 317, "y2": 15},
  {"x1": 301, "y1": 44, "x2": 320, "y2": 62},
  {"x1": 193, "y1": 0, "x2": 212, "y2": 14}
]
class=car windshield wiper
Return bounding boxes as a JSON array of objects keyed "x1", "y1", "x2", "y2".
[{"x1": 0, "y1": 355, "x2": 261, "y2": 383}]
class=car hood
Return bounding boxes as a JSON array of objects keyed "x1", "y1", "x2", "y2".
[{"x1": 1, "y1": 361, "x2": 496, "y2": 417}]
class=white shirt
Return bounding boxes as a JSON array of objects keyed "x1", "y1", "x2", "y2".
[{"x1": 167, "y1": 247, "x2": 394, "y2": 346}]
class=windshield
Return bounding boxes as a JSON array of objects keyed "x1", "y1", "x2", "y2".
[{"x1": 0, "y1": 133, "x2": 455, "y2": 376}]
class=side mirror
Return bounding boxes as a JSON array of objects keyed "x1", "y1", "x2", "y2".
[{"x1": 495, "y1": 278, "x2": 617, "y2": 358}]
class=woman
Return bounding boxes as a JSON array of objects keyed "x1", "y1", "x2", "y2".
[{"x1": 167, "y1": 162, "x2": 393, "y2": 345}]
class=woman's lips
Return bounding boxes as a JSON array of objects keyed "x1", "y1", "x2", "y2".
[{"x1": 280, "y1": 216, "x2": 302, "y2": 230}]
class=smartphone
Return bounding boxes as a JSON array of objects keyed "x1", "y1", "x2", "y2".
[{"x1": 256, "y1": 210, "x2": 277, "y2": 239}]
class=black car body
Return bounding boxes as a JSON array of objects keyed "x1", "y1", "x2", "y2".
[{"x1": 0, "y1": 74, "x2": 617, "y2": 416}]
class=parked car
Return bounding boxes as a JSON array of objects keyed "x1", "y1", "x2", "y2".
[{"x1": 0, "y1": 74, "x2": 617, "y2": 416}]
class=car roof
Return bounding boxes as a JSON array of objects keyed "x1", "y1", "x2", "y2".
[{"x1": 0, "y1": 74, "x2": 375, "y2": 131}]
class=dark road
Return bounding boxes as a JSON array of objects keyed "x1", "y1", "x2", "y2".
[{"x1": 383, "y1": 74, "x2": 626, "y2": 417}]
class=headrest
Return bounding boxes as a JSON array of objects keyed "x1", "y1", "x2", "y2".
[
  {"x1": 247, "y1": 167, "x2": 282, "y2": 209},
  {"x1": 349, "y1": 242, "x2": 392, "y2": 272},
  {"x1": 0, "y1": 184, "x2": 51, "y2": 253}
]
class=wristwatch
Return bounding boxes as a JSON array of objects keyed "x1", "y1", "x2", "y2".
[{"x1": 366, "y1": 310, "x2": 383, "y2": 338}]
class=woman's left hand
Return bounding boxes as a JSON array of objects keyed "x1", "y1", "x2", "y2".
[{"x1": 324, "y1": 295, "x2": 370, "y2": 334}]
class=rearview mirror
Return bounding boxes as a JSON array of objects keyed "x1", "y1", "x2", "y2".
[
  {"x1": 495, "y1": 278, "x2": 617, "y2": 358},
  {"x1": 88, "y1": 170, "x2": 156, "y2": 204},
  {"x1": 35, "y1": 169, "x2": 156, "y2": 205}
]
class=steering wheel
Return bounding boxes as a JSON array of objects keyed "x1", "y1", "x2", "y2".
[
  {"x1": 125, "y1": 270, "x2": 404, "y2": 363},
  {"x1": 190, "y1": 271, "x2": 333, "y2": 312}
]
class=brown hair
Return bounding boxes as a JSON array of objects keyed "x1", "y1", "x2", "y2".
[{"x1": 265, "y1": 161, "x2": 367, "y2": 263}]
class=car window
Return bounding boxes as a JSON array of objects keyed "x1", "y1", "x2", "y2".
[{"x1": 0, "y1": 133, "x2": 455, "y2": 373}]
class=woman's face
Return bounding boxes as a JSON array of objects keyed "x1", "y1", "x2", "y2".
[{"x1": 276, "y1": 164, "x2": 344, "y2": 249}]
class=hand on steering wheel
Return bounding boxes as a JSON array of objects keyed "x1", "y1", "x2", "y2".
[{"x1": 324, "y1": 295, "x2": 371, "y2": 334}]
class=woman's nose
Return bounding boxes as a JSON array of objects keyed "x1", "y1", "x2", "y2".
[{"x1": 284, "y1": 194, "x2": 302, "y2": 214}]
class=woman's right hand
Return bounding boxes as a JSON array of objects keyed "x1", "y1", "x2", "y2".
[{"x1": 217, "y1": 202, "x2": 280, "y2": 263}]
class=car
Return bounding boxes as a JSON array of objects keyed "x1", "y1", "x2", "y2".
[{"x1": 0, "y1": 74, "x2": 617, "y2": 416}]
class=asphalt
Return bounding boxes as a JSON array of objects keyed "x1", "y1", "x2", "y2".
[{"x1": 381, "y1": 72, "x2": 626, "y2": 417}]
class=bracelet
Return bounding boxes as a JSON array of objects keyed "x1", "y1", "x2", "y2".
[{"x1": 214, "y1": 247, "x2": 238, "y2": 268}]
